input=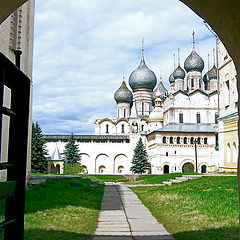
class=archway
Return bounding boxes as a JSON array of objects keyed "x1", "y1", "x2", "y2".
[
  {"x1": 163, "y1": 165, "x2": 170, "y2": 174},
  {"x1": 182, "y1": 162, "x2": 194, "y2": 173},
  {"x1": 98, "y1": 165, "x2": 106, "y2": 174},
  {"x1": 201, "y1": 165, "x2": 207, "y2": 173},
  {"x1": 56, "y1": 164, "x2": 60, "y2": 174},
  {"x1": 117, "y1": 166, "x2": 124, "y2": 174}
]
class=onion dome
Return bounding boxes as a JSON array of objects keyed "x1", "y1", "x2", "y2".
[
  {"x1": 203, "y1": 71, "x2": 210, "y2": 83},
  {"x1": 114, "y1": 80, "x2": 133, "y2": 104},
  {"x1": 129, "y1": 53, "x2": 157, "y2": 91},
  {"x1": 153, "y1": 78, "x2": 167, "y2": 99},
  {"x1": 184, "y1": 50, "x2": 204, "y2": 72},
  {"x1": 208, "y1": 65, "x2": 217, "y2": 80},
  {"x1": 173, "y1": 66, "x2": 185, "y2": 79},
  {"x1": 169, "y1": 72, "x2": 175, "y2": 83}
]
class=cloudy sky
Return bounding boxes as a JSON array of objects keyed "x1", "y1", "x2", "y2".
[{"x1": 32, "y1": 0, "x2": 216, "y2": 135}]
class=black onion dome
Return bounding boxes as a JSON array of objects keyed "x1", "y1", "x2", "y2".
[
  {"x1": 173, "y1": 66, "x2": 185, "y2": 79},
  {"x1": 203, "y1": 71, "x2": 210, "y2": 83},
  {"x1": 129, "y1": 57, "x2": 157, "y2": 91},
  {"x1": 114, "y1": 81, "x2": 133, "y2": 104},
  {"x1": 184, "y1": 50, "x2": 204, "y2": 72},
  {"x1": 169, "y1": 72, "x2": 175, "y2": 83},
  {"x1": 208, "y1": 65, "x2": 217, "y2": 80}
]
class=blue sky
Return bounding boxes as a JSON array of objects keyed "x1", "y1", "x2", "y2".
[{"x1": 32, "y1": 0, "x2": 216, "y2": 134}]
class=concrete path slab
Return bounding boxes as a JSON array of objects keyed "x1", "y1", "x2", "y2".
[{"x1": 93, "y1": 182, "x2": 174, "y2": 240}]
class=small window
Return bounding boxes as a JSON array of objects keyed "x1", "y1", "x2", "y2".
[
  {"x1": 191, "y1": 78, "x2": 194, "y2": 88},
  {"x1": 142, "y1": 102, "x2": 144, "y2": 115},
  {"x1": 106, "y1": 124, "x2": 109, "y2": 133},
  {"x1": 183, "y1": 137, "x2": 187, "y2": 144},
  {"x1": 190, "y1": 137, "x2": 194, "y2": 144},
  {"x1": 170, "y1": 137, "x2": 173, "y2": 144},
  {"x1": 215, "y1": 113, "x2": 218, "y2": 124},
  {"x1": 163, "y1": 136, "x2": 166, "y2": 143},
  {"x1": 179, "y1": 113, "x2": 183, "y2": 123},
  {"x1": 141, "y1": 125, "x2": 144, "y2": 131},
  {"x1": 166, "y1": 152, "x2": 168, "y2": 157},
  {"x1": 124, "y1": 109, "x2": 126, "y2": 118},
  {"x1": 175, "y1": 151, "x2": 177, "y2": 154},
  {"x1": 197, "y1": 137, "x2": 201, "y2": 144},
  {"x1": 196, "y1": 113, "x2": 201, "y2": 123},
  {"x1": 204, "y1": 137, "x2": 208, "y2": 144},
  {"x1": 121, "y1": 124, "x2": 125, "y2": 133},
  {"x1": 177, "y1": 137, "x2": 180, "y2": 144}
]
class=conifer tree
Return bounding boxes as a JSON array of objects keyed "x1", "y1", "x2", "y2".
[
  {"x1": 63, "y1": 133, "x2": 81, "y2": 164},
  {"x1": 130, "y1": 138, "x2": 150, "y2": 174},
  {"x1": 31, "y1": 122, "x2": 48, "y2": 173}
]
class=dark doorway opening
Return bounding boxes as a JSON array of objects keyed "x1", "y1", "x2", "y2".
[{"x1": 163, "y1": 165, "x2": 170, "y2": 174}]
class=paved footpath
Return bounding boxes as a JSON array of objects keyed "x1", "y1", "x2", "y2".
[{"x1": 93, "y1": 183, "x2": 174, "y2": 240}]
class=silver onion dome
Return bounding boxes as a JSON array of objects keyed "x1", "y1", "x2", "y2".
[
  {"x1": 129, "y1": 57, "x2": 157, "y2": 91},
  {"x1": 114, "y1": 80, "x2": 133, "y2": 104},
  {"x1": 173, "y1": 66, "x2": 185, "y2": 79},
  {"x1": 153, "y1": 81, "x2": 167, "y2": 100},
  {"x1": 184, "y1": 50, "x2": 204, "y2": 72},
  {"x1": 169, "y1": 72, "x2": 175, "y2": 83},
  {"x1": 203, "y1": 71, "x2": 210, "y2": 83},
  {"x1": 208, "y1": 65, "x2": 217, "y2": 80}
]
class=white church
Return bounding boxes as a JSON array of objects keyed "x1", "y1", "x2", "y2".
[{"x1": 45, "y1": 35, "x2": 219, "y2": 175}]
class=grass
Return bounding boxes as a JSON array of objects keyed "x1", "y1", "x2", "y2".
[
  {"x1": 85, "y1": 174, "x2": 126, "y2": 182},
  {"x1": 132, "y1": 176, "x2": 239, "y2": 240},
  {"x1": 124, "y1": 173, "x2": 186, "y2": 184},
  {"x1": 0, "y1": 177, "x2": 104, "y2": 240}
]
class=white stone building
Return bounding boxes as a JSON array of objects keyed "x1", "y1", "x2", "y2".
[
  {"x1": 46, "y1": 35, "x2": 219, "y2": 175},
  {"x1": 217, "y1": 39, "x2": 238, "y2": 171},
  {"x1": 0, "y1": 0, "x2": 35, "y2": 180}
]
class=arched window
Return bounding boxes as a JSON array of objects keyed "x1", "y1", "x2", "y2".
[
  {"x1": 204, "y1": 137, "x2": 208, "y2": 144},
  {"x1": 106, "y1": 124, "x2": 109, "y2": 133},
  {"x1": 170, "y1": 137, "x2": 173, "y2": 144},
  {"x1": 163, "y1": 136, "x2": 166, "y2": 144},
  {"x1": 190, "y1": 137, "x2": 194, "y2": 144},
  {"x1": 124, "y1": 109, "x2": 126, "y2": 118},
  {"x1": 142, "y1": 102, "x2": 144, "y2": 115},
  {"x1": 197, "y1": 137, "x2": 201, "y2": 144},
  {"x1": 121, "y1": 124, "x2": 125, "y2": 133},
  {"x1": 179, "y1": 113, "x2": 183, "y2": 123},
  {"x1": 166, "y1": 152, "x2": 169, "y2": 157},
  {"x1": 196, "y1": 113, "x2": 201, "y2": 123},
  {"x1": 183, "y1": 137, "x2": 187, "y2": 144},
  {"x1": 227, "y1": 143, "x2": 231, "y2": 162},
  {"x1": 141, "y1": 125, "x2": 144, "y2": 131},
  {"x1": 177, "y1": 137, "x2": 180, "y2": 144},
  {"x1": 233, "y1": 142, "x2": 237, "y2": 162}
]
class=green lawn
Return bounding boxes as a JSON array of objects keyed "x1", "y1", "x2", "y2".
[
  {"x1": 132, "y1": 176, "x2": 239, "y2": 240},
  {"x1": 0, "y1": 177, "x2": 104, "y2": 240},
  {"x1": 86, "y1": 174, "x2": 126, "y2": 182},
  {"x1": 125, "y1": 173, "x2": 184, "y2": 184}
]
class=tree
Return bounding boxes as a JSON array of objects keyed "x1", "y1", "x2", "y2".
[
  {"x1": 130, "y1": 138, "x2": 150, "y2": 174},
  {"x1": 31, "y1": 122, "x2": 48, "y2": 173},
  {"x1": 62, "y1": 133, "x2": 81, "y2": 164}
]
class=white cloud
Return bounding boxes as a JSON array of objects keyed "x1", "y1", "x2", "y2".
[{"x1": 32, "y1": 0, "x2": 216, "y2": 134}]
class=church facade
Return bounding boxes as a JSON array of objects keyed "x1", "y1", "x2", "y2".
[{"x1": 46, "y1": 35, "x2": 220, "y2": 175}]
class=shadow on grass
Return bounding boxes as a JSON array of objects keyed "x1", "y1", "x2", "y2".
[
  {"x1": 24, "y1": 177, "x2": 104, "y2": 214},
  {"x1": 23, "y1": 227, "x2": 240, "y2": 240}
]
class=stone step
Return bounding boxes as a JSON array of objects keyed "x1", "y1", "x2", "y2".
[
  {"x1": 162, "y1": 181, "x2": 172, "y2": 186},
  {"x1": 175, "y1": 177, "x2": 189, "y2": 181},
  {"x1": 169, "y1": 179, "x2": 182, "y2": 183},
  {"x1": 183, "y1": 175, "x2": 203, "y2": 179}
]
